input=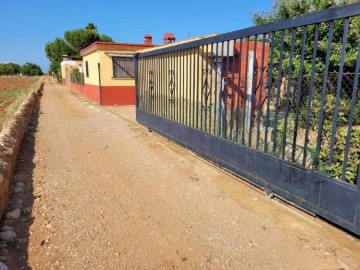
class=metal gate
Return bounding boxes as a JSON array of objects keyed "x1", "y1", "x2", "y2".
[{"x1": 135, "y1": 3, "x2": 360, "y2": 236}]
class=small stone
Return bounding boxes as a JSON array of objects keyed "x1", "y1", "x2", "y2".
[
  {"x1": 0, "y1": 261, "x2": 8, "y2": 270},
  {"x1": 13, "y1": 204, "x2": 23, "y2": 210},
  {"x1": 46, "y1": 223, "x2": 52, "y2": 229},
  {"x1": 0, "y1": 174, "x2": 4, "y2": 187},
  {"x1": 18, "y1": 238, "x2": 27, "y2": 244},
  {"x1": 13, "y1": 174, "x2": 28, "y2": 181},
  {"x1": 0, "y1": 256, "x2": 6, "y2": 262},
  {"x1": 13, "y1": 187, "x2": 24, "y2": 194},
  {"x1": 0, "y1": 227, "x2": 13, "y2": 232},
  {"x1": 6, "y1": 209, "x2": 21, "y2": 220},
  {"x1": 0, "y1": 231, "x2": 16, "y2": 242},
  {"x1": 0, "y1": 249, "x2": 8, "y2": 256},
  {"x1": 16, "y1": 199, "x2": 23, "y2": 204},
  {"x1": 15, "y1": 182, "x2": 25, "y2": 188}
]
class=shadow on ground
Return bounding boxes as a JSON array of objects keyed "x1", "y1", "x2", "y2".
[{"x1": 0, "y1": 102, "x2": 40, "y2": 269}]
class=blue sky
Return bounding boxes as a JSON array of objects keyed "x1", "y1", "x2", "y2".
[{"x1": 0, "y1": 0, "x2": 273, "y2": 72}]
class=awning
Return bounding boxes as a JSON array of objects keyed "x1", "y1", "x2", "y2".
[{"x1": 105, "y1": 52, "x2": 134, "y2": 58}]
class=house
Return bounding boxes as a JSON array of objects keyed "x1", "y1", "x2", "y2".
[
  {"x1": 61, "y1": 58, "x2": 83, "y2": 88},
  {"x1": 61, "y1": 35, "x2": 156, "y2": 106}
]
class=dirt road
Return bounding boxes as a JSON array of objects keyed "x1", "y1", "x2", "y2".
[{"x1": 4, "y1": 77, "x2": 360, "y2": 269}]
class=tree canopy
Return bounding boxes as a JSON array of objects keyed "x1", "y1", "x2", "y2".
[
  {"x1": 20, "y1": 63, "x2": 43, "y2": 76},
  {"x1": 0, "y1": 62, "x2": 42, "y2": 76},
  {"x1": 0, "y1": 63, "x2": 21, "y2": 76},
  {"x1": 251, "y1": 0, "x2": 360, "y2": 74},
  {"x1": 45, "y1": 23, "x2": 114, "y2": 79}
]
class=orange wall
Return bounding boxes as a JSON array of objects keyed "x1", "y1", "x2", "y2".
[
  {"x1": 69, "y1": 83, "x2": 101, "y2": 104},
  {"x1": 67, "y1": 82, "x2": 134, "y2": 106},
  {"x1": 101, "y1": 86, "x2": 135, "y2": 106},
  {"x1": 223, "y1": 41, "x2": 270, "y2": 111}
]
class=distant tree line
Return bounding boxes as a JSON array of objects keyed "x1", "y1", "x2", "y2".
[
  {"x1": 45, "y1": 23, "x2": 113, "y2": 81},
  {"x1": 0, "y1": 62, "x2": 43, "y2": 76}
]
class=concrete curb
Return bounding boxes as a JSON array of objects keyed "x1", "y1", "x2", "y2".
[{"x1": 0, "y1": 78, "x2": 44, "y2": 217}]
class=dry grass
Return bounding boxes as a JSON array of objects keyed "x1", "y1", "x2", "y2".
[{"x1": 0, "y1": 76, "x2": 42, "y2": 131}]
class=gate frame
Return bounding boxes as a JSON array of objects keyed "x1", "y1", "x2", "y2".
[{"x1": 135, "y1": 2, "x2": 360, "y2": 236}]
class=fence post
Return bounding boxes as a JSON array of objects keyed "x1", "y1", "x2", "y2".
[
  {"x1": 356, "y1": 163, "x2": 360, "y2": 235},
  {"x1": 134, "y1": 53, "x2": 139, "y2": 108}
]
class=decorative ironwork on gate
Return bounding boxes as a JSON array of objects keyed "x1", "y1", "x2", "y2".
[{"x1": 135, "y1": 3, "x2": 360, "y2": 236}]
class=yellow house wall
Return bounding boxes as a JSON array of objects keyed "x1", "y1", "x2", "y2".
[
  {"x1": 61, "y1": 64, "x2": 66, "y2": 80},
  {"x1": 99, "y1": 51, "x2": 135, "y2": 87},
  {"x1": 83, "y1": 52, "x2": 100, "y2": 86}
]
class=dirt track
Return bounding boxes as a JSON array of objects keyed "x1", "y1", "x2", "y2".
[{"x1": 5, "y1": 77, "x2": 360, "y2": 269}]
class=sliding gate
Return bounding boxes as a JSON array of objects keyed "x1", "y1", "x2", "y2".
[{"x1": 136, "y1": 3, "x2": 360, "y2": 236}]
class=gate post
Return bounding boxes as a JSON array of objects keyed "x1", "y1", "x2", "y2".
[
  {"x1": 355, "y1": 164, "x2": 360, "y2": 235},
  {"x1": 134, "y1": 53, "x2": 139, "y2": 108}
]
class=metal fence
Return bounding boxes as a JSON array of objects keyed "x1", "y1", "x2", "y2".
[{"x1": 136, "y1": 3, "x2": 360, "y2": 235}]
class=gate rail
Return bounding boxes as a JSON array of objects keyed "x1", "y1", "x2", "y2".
[{"x1": 135, "y1": 2, "x2": 360, "y2": 235}]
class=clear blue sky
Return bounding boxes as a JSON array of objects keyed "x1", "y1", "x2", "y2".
[{"x1": 0, "y1": 0, "x2": 273, "y2": 72}]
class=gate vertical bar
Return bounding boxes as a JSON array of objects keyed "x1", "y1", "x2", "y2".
[
  {"x1": 302, "y1": 24, "x2": 319, "y2": 167},
  {"x1": 314, "y1": 21, "x2": 334, "y2": 169},
  {"x1": 242, "y1": 38, "x2": 250, "y2": 145},
  {"x1": 205, "y1": 44, "x2": 210, "y2": 132},
  {"x1": 328, "y1": 19, "x2": 349, "y2": 166},
  {"x1": 282, "y1": 28, "x2": 295, "y2": 160},
  {"x1": 230, "y1": 40, "x2": 236, "y2": 141},
  {"x1": 196, "y1": 46, "x2": 200, "y2": 129},
  {"x1": 235, "y1": 38, "x2": 243, "y2": 143},
  {"x1": 218, "y1": 41, "x2": 224, "y2": 137},
  {"x1": 256, "y1": 34, "x2": 266, "y2": 150},
  {"x1": 191, "y1": 47, "x2": 197, "y2": 128},
  {"x1": 272, "y1": 30, "x2": 285, "y2": 154},
  {"x1": 135, "y1": 54, "x2": 139, "y2": 108},
  {"x1": 248, "y1": 36, "x2": 258, "y2": 147},
  {"x1": 224, "y1": 40, "x2": 230, "y2": 139},
  {"x1": 209, "y1": 43, "x2": 214, "y2": 134},
  {"x1": 341, "y1": 41, "x2": 360, "y2": 181},
  {"x1": 264, "y1": 33, "x2": 275, "y2": 153},
  {"x1": 213, "y1": 43, "x2": 219, "y2": 135}
]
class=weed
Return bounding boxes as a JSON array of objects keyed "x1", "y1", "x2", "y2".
[{"x1": 2, "y1": 89, "x2": 26, "y2": 98}]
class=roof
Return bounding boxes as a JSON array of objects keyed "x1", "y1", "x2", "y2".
[
  {"x1": 60, "y1": 60, "x2": 82, "y2": 67},
  {"x1": 80, "y1": 41, "x2": 157, "y2": 57}
]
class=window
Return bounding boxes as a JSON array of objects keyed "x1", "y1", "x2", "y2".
[
  {"x1": 112, "y1": 57, "x2": 134, "y2": 78},
  {"x1": 85, "y1": 61, "x2": 89, "y2": 78}
]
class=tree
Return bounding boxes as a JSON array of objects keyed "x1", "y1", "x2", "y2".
[
  {"x1": 0, "y1": 63, "x2": 20, "y2": 76},
  {"x1": 20, "y1": 62, "x2": 43, "y2": 76},
  {"x1": 64, "y1": 28, "x2": 100, "y2": 58},
  {"x1": 100, "y1": 34, "x2": 114, "y2": 42},
  {"x1": 0, "y1": 63, "x2": 21, "y2": 76},
  {"x1": 45, "y1": 23, "x2": 113, "y2": 79},
  {"x1": 85, "y1": 23, "x2": 97, "y2": 32},
  {"x1": 251, "y1": 0, "x2": 360, "y2": 74}
]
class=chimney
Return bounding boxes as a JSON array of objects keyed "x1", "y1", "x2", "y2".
[
  {"x1": 144, "y1": 34, "x2": 152, "y2": 46},
  {"x1": 62, "y1": 55, "x2": 68, "y2": 61},
  {"x1": 163, "y1": 33, "x2": 176, "y2": 45}
]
